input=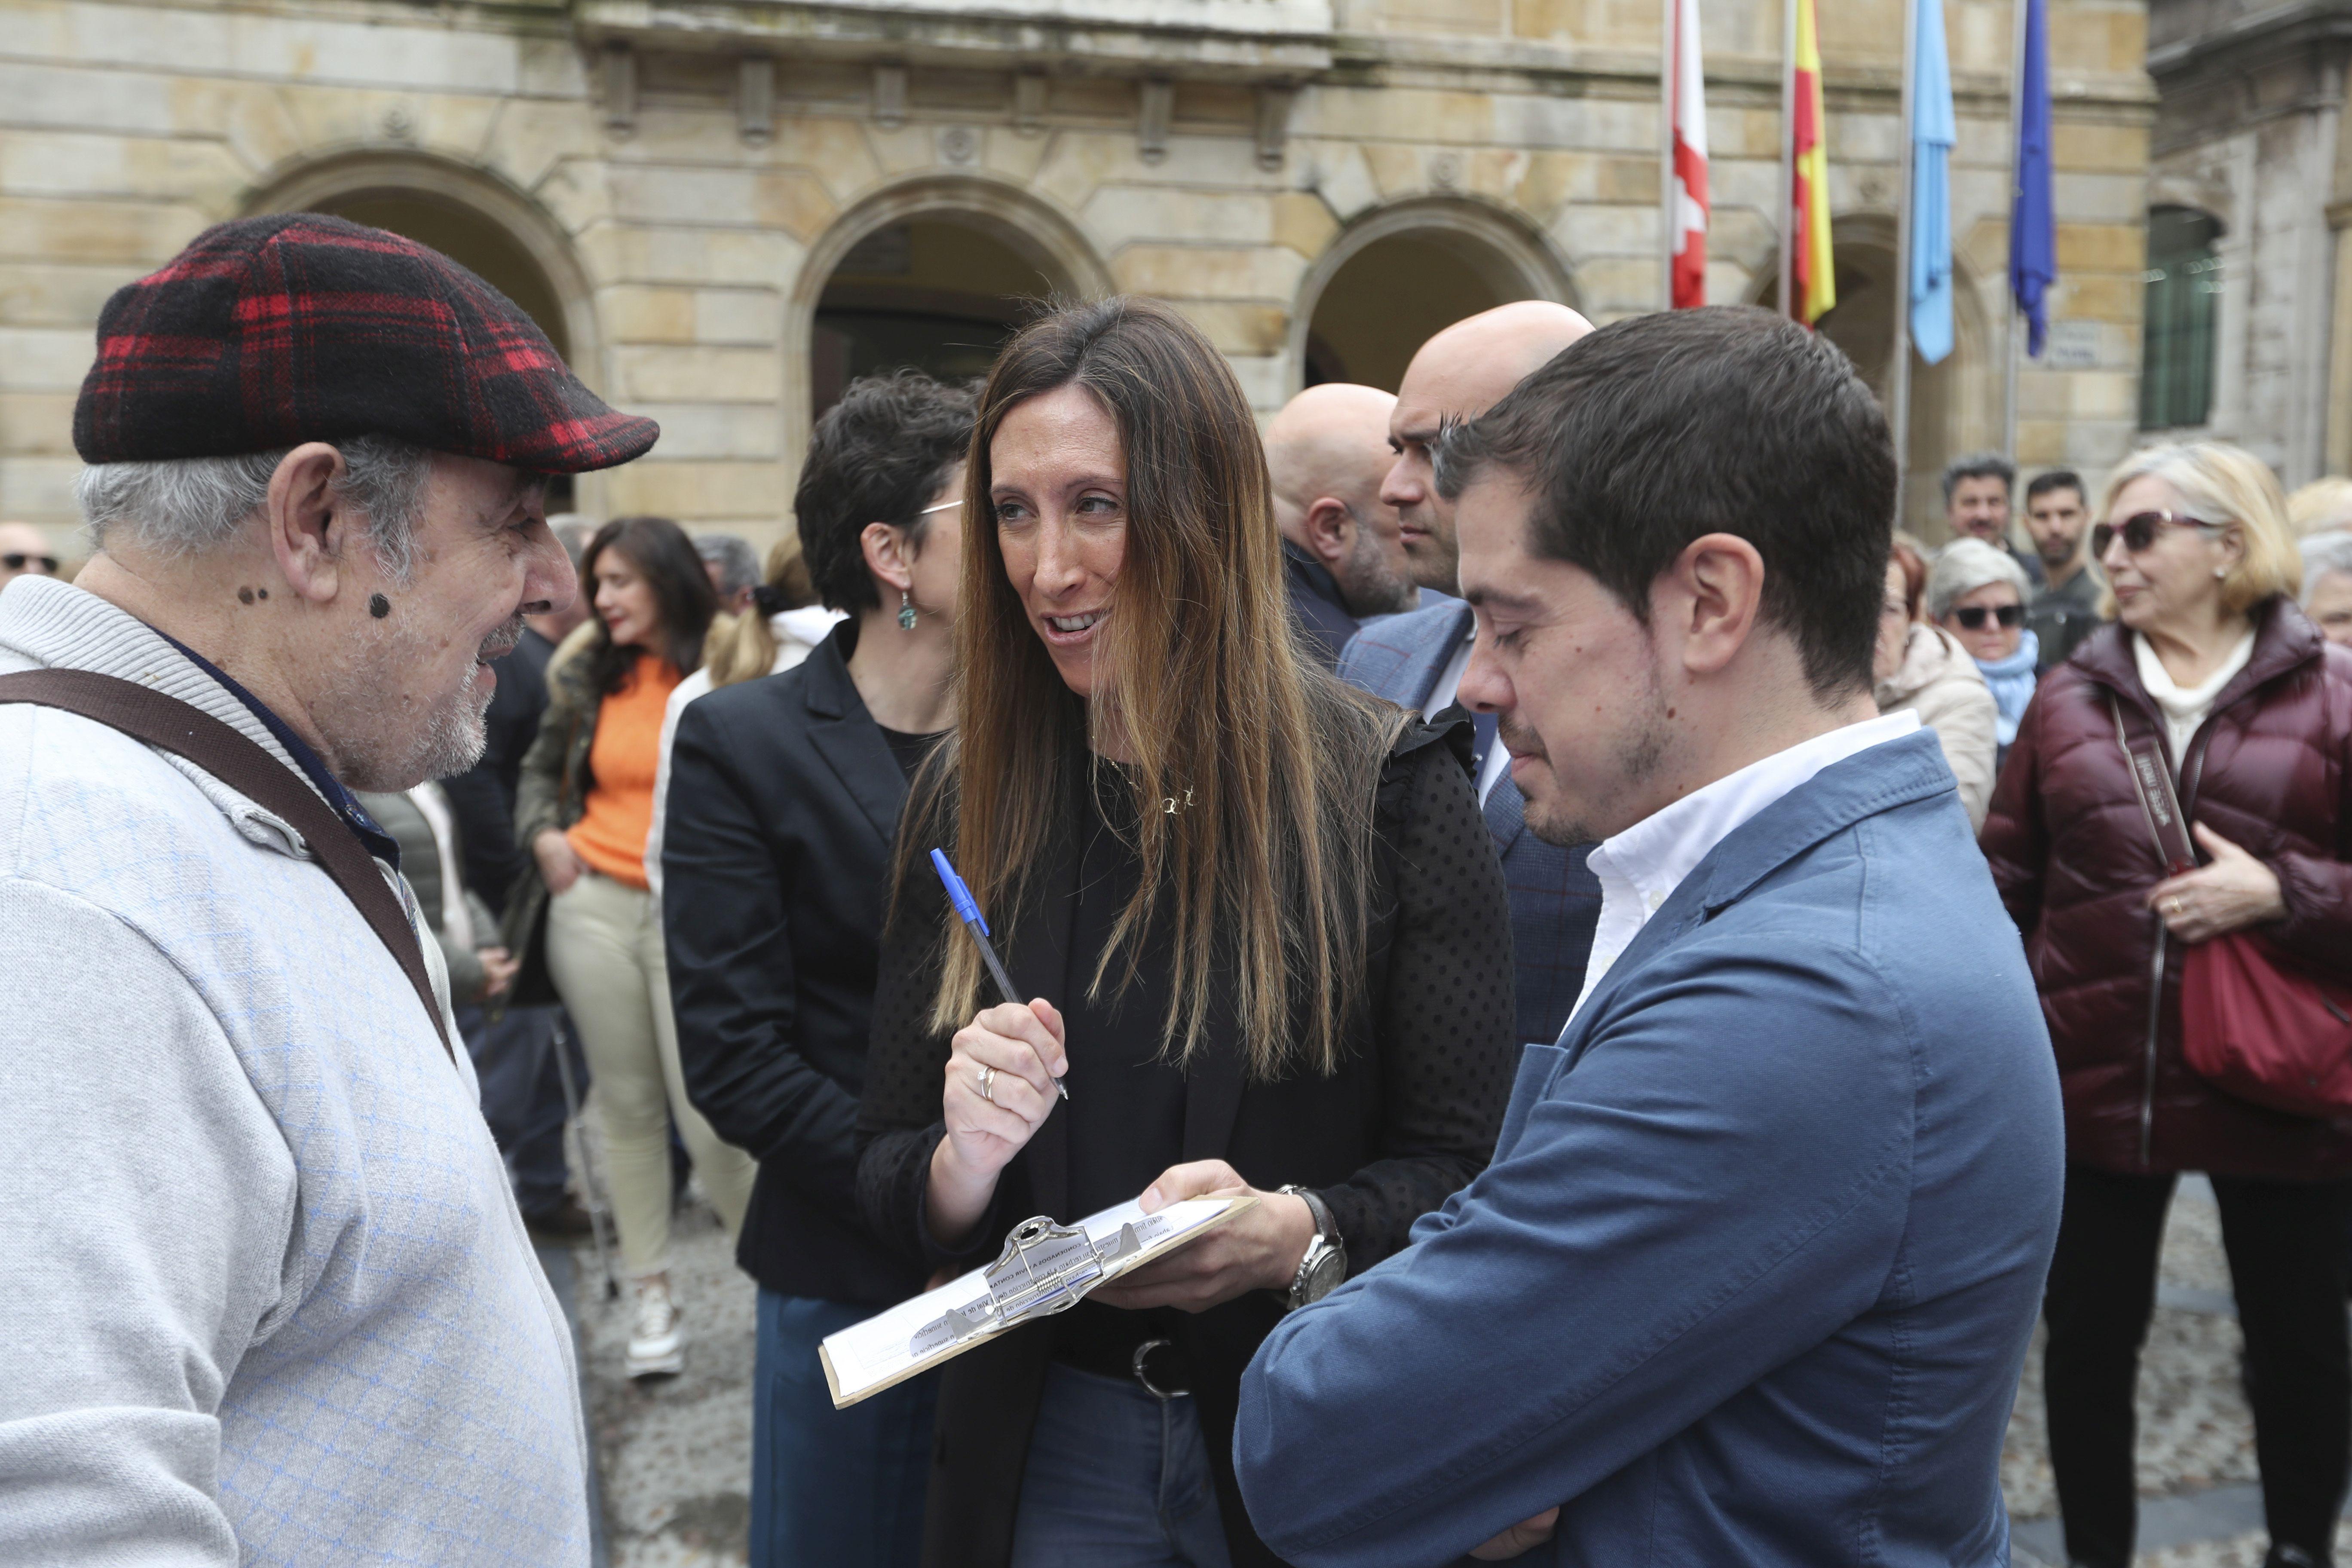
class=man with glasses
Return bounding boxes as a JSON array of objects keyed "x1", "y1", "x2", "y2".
[
  {"x1": 2023, "y1": 470, "x2": 2107, "y2": 672},
  {"x1": 0, "y1": 522, "x2": 60, "y2": 588}
]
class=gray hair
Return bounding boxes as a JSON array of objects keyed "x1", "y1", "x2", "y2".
[
  {"x1": 2302, "y1": 530, "x2": 2352, "y2": 604},
  {"x1": 695, "y1": 531, "x2": 761, "y2": 597},
  {"x1": 1927, "y1": 536, "x2": 2033, "y2": 621},
  {"x1": 75, "y1": 435, "x2": 435, "y2": 581}
]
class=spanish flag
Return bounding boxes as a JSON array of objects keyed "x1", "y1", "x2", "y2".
[{"x1": 1790, "y1": 0, "x2": 1836, "y2": 325}]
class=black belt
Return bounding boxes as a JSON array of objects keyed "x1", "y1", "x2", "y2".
[{"x1": 1051, "y1": 1304, "x2": 1194, "y2": 1397}]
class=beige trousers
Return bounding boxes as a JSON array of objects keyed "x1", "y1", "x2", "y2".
[{"x1": 545, "y1": 867, "x2": 756, "y2": 1277}]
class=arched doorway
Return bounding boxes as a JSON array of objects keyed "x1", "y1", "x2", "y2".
[
  {"x1": 1292, "y1": 201, "x2": 1576, "y2": 394},
  {"x1": 810, "y1": 216, "x2": 1062, "y2": 418},
  {"x1": 793, "y1": 181, "x2": 1110, "y2": 437},
  {"x1": 246, "y1": 156, "x2": 603, "y2": 514},
  {"x1": 1755, "y1": 218, "x2": 1987, "y2": 539}
]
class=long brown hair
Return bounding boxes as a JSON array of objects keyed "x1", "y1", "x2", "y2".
[
  {"x1": 579, "y1": 515, "x2": 716, "y2": 694},
  {"x1": 912, "y1": 296, "x2": 1404, "y2": 1080}
]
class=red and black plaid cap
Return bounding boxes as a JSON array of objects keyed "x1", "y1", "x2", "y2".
[{"x1": 74, "y1": 212, "x2": 658, "y2": 473}]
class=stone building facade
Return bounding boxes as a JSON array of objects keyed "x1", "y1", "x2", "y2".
[
  {"x1": 2, "y1": 0, "x2": 2155, "y2": 555},
  {"x1": 2144, "y1": 0, "x2": 2352, "y2": 486}
]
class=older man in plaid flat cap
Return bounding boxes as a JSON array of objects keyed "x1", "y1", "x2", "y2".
[{"x1": 0, "y1": 214, "x2": 657, "y2": 1565}]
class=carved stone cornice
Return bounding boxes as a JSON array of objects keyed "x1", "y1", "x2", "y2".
[{"x1": 571, "y1": 0, "x2": 1335, "y2": 79}]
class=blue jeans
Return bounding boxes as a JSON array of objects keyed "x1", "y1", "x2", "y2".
[
  {"x1": 1010, "y1": 1362, "x2": 1234, "y2": 1568},
  {"x1": 752, "y1": 1292, "x2": 935, "y2": 1568}
]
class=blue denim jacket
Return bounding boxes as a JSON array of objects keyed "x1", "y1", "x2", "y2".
[{"x1": 1234, "y1": 729, "x2": 2063, "y2": 1567}]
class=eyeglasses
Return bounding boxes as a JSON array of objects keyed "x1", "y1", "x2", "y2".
[
  {"x1": 1, "y1": 552, "x2": 58, "y2": 573},
  {"x1": 2091, "y1": 510, "x2": 2226, "y2": 559},
  {"x1": 1950, "y1": 603, "x2": 2024, "y2": 631}
]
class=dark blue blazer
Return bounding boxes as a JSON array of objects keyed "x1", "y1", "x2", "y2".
[
  {"x1": 1283, "y1": 539, "x2": 1359, "y2": 671},
  {"x1": 1234, "y1": 729, "x2": 2065, "y2": 1567},
  {"x1": 1339, "y1": 599, "x2": 1599, "y2": 1045}
]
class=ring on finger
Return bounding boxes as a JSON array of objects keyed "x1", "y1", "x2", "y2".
[{"x1": 977, "y1": 1064, "x2": 996, "y2": 1106}]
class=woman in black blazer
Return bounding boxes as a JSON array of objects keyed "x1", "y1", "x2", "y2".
[
  {"x1": 854, "y1": 298, "x2": 1517, "y2": 1568},
  {"x1": 661, "y1": 371, "x2": 974, "y2": 1568}
]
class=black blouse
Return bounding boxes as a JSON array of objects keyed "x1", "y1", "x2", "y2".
[
  {"x1": 853, "y1": 711, "x2": 1519, "y2": 1568},
  {"x1": 855, "y1": 714, "x2": 1518, "y2": 1279}
]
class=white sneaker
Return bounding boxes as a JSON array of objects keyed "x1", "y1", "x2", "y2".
[{"x1": 625, "y1": 1277, "x2": 685, "y2": 1379}]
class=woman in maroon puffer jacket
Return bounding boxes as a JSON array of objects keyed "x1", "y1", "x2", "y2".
[{"x1": 1983, "y1": 441, "x2": 2352, "y2": 1568}]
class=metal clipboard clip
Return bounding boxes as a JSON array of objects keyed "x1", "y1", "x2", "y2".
[{"x1": 910, "y1": 1215, "x2": 1148, "y2": 1357}]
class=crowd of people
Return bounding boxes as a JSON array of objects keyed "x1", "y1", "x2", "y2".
[{"x1": 3, "y1": 210, "x2": 2350, "y2": 1568}]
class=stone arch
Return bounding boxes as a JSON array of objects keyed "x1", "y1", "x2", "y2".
[
  {"x1": 242, "y1": 153, "x2": 611, "y2": 513},
  {"x1": 785, "y1": 175, "x2": 1114, "y2": 452},
  {"x1": 1750, "y1": 211, "x2": 1993, "y2": 538},
  {"x1": 1287, "y1": 197, "x2": 1579, "y2": 395}
]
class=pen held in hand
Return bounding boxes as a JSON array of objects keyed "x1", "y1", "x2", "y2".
[{"x1": 930, "y1": 848, "x2": 1070, "y2": 1102}]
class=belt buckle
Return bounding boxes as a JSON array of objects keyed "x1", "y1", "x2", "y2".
[{"x1": 1131, "y1": 1337, "x2": 1188, "y2": 1400}]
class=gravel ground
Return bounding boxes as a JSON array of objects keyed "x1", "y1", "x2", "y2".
[
  {"x1": 575, "y1": 1175, "x2": 2285, "y2": 1566},
  {"x1": 574, "y1": 1197, "x2": 757, "y2": 1568}
]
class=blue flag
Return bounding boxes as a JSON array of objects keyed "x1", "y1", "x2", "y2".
[
  {"x1": 1909, "y1": 0, "x2": 1956, "y2": 365},
  {"x1": 2010, "y1": 0, "x2": 2057, "y2": 356}
]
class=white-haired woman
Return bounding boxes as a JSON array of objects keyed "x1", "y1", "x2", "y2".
[
  {"x1": 1929, "y1": 537, "x2": 2039, "y2": 767},
  {"x1": 1982, "y1": 441, "x2": 2352, "y2": 1568},
  {"x1": 2302, "y1": 530, "x2": 2352, "y2": 646}
]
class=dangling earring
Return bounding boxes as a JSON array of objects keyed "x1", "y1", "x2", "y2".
[{"x1": 899, "y1": 589, "x2": 918, "y2": 631}]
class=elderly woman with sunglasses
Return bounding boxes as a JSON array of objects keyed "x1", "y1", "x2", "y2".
[
  {"x1": 1927, "y1": 537, "x2": 2039, "y2": 766},
  {"x1": 1981, "y1": 441, "x2": 2352, "y2": 1568}
]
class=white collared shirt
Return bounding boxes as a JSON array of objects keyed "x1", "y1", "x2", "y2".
[
  {"x1": 1562, "y1": 710, "x2": 1923, "y2": 1035},
  {"x1": 1428, "y1": 622, "x2": 1513, "y2": 805}
]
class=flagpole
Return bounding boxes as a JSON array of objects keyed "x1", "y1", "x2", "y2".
[
  {"x1": 1778, "y1": 0, "x2": 1797, "y2": 317},
  {"x1": 2002, "y1": 0, "x2": 2028, "y2": 462},
  {"x1": 1891, "y1": 0, "x2": 1918, "y2": 527},
  {"x1": 1663, "y1": 0, "x2": 1678, "y2": 310}
]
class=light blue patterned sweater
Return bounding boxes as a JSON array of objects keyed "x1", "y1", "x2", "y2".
[{"x1": 0, "y1": 576, "x2": 590, "y2": 1566}]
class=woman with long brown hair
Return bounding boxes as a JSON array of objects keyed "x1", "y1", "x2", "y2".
[{"x1": 854, "y1": 297, "x2": 1517, "y2": 1567}]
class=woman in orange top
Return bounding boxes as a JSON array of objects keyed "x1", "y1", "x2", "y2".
[{"x1": 514, "y1": 515, "x2": 756, "y2": 1378}]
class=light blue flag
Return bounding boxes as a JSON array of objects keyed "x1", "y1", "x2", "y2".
[{"x1": 1909, "y1": 0, "x2": 1956, "y2": 364}]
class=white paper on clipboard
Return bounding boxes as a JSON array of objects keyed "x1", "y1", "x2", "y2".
[{"x1": 819, "y1": 1193, "x2": 1255, "y2": 1408}]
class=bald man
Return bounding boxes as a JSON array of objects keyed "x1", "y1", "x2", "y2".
[
  {"x1": 0, "y1": 523, "x2": 59, "y2": 591},
  {"x1": 1267, "y1": 383, "x2": 1416, "y2": 667},
  {"x1": 1382, "y1": 301, "x2": 1592, "y2": 596},
  {"x1": 1341, "y1": 300, "x2": 1602, "y2": 1047}
]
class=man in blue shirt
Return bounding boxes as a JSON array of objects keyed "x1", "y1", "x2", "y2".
[{"x1": 1232, "y1": 306, "x2": 2063, "y2": 1567}]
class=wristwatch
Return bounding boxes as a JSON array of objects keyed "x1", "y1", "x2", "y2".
[{"x1": 1278, "y1": 1185, "x2": 1347, "y2": 1311}]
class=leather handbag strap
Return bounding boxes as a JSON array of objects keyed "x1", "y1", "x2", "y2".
[{"x1": 0, "y1": 668, "x2": 454, "y2": 1062}]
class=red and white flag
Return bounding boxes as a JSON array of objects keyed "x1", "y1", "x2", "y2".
[{"x1": 1669, "y1": 0, "x2": 1709, "y2": 309}]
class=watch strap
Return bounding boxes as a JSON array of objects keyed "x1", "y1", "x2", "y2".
[{"x1": 1280, "y1": 1184, "x2": 1336, "y2": 1246}]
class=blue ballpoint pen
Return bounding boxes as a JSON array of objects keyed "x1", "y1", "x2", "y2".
[{"x1": 930, "y1": 847, "x2": 1070, "y2": 1102}]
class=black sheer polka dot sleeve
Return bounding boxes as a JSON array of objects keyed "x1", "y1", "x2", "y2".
[
  {"x1": 855, "y1": 842, "x2": 995, "y2": 1271},
  {"x1": 1311, "y1": 721, "x2": 1519, "y2": 1273}
]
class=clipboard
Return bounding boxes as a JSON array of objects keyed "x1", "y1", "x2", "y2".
[{"x1": 818, "y1": 1192, "x2": 1259, "y2": 1409}]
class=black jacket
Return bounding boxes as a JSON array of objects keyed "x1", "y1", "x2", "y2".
[
  {"x1": 1281, "y1": 539, "x2": 1358, "y2": 671},
  {"x1": 441, "y1": 625, "x2": 554, "y2": 916},
  {"x1": 855, "y1": 713, "x2": 1518, "y2": 1568},
  {"x1": 663, "y1": 621, "x2": 929, "y2": 1305}
]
